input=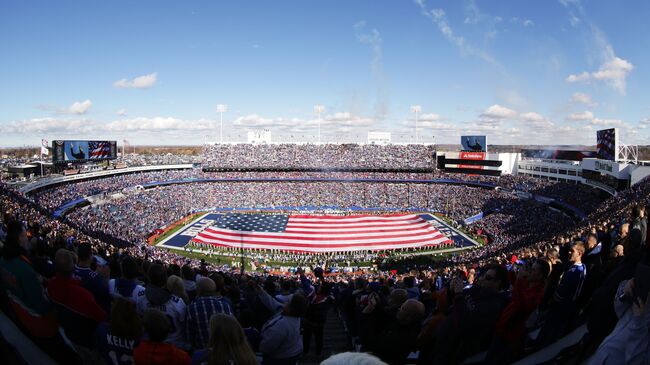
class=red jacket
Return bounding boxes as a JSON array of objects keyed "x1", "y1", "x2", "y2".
[
  {"x1": 133, "y1": 341, "x2": 190, "y2": 365},
  {"x1": 495, "y1": 278, "x2": 545, "y2": 343},
  {"x1": 47, "y1": 274, "x2": 107, "y2": 323}
]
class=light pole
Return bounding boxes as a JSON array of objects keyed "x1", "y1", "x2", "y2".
[
  {"x1": 410, "y1": 105, "x2": 421, "y2": 144},
  {"x1": 314, "y1": 105, "x2": 324, "y2": 144},
  {"x1": 217, "y1": 104, "x2": 228, "y2": 144}
]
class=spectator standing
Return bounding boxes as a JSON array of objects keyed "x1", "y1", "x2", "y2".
[
  {"x1": 186, "y1": 276, "x2": 233, "y2": 350},
  {"x1": 589, "y1": 275, "x2": 650, "y2": 364},
  {"x1": 369, "y1": 298, "x2": 425, "y2": 364},
  {"x1": 136, "y1": 263, "x2": 188, "y2": 350},
  {"x1": 190, "y1": 313, "x2": 258, "y2": 365},
  {"x1": 631, "y1": 205, "x2": 647, "y2": 244},
  {"x1": 303, "y1": 281, "x2": 335, "y2": 356},
  {"x1": 433, "y1": 265, "x2": 509, "y2": 364},
  {"x1": 259, "y1": 294, "x2": 308, "y2": 365},
  {"x1": 74, "y1": 242, "x2": 111, "y2": 313},
  {"x1": 108, "y1": 256, "x2": 146, "y2": 302},
  {"x1": 181, "y1": 265, "x2": 197, "y2": 302},
  {"x1": 168, "y1": 274, "x2": 190, "y2": 305},
  {"x1": 488, "y1": 259, "x2": 550, "y2": 363},
  {"x1": 133, "y1": 309, "x2": 191, "y2": 365},
  {"x1": 95, "y1": 297, "x2": 142, "y2": 365},
  {"x1": 536, "y1": 241, "x2": 587, "y2": 348},
  {"x1": 0, "y1": 221, "x2": 57, "y2": 338},
  {"x1": 47, "y1": 249, "x2": 107, "y2": 354}
]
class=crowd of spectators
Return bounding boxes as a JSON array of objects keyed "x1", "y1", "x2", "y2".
[
  {"x1": 120, "y1": 152, "x2": 200, "y2": 166},
  {"x1": 201, "y1": 143, "x2": 436, "y2": 170},
  {"x1": 2, "y1": 156, "x2": 649, "y2": 363},
  {"x1": 63, "y1": 181, "x2": 512, "y2": 246}
]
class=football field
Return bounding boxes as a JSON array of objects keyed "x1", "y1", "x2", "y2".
[{"x1": 157, "y1": 212, "x2": 479, "y2": 253}]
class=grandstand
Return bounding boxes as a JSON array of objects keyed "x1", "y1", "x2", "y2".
[{"x1": 3, "y1": 138, "x2": 650, "y2": 364}]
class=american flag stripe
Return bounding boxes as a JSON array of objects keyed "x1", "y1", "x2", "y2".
[
  {"x1": 284, "y1": 223, "x2": 432, "y2": 233},
  {"x1": 193, "y1": 234, "x2": 448, "y2": 251},
  {"x1": 89, "y1": 141, "x2": 111, "y2": 159},
  {"x1": 287, "y1": 219, "x2": 424, "y2": 227},
  {"x1": 198, "y1": 227, "x2": 441, "y2": 240},
  {"x1": 289, "y1": 214, "x2": 419, "y2": 222},
  {"x1": 192, "y1": 214, "x2": 451, "y2": 252}
]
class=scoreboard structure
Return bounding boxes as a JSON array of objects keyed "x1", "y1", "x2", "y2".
[
  {"x1": 52, "y1": 140, "x2": 117, "y2": 164},
  {"x1": 437, "y1": 153, "x2": 502, "y2": 176}
]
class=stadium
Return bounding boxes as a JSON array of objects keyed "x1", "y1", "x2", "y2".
[
  {"x1": 2, "y1": 2, "x2": 650, "y2": 365},
  {"x1": 3, "y1": 127, "x2": 650, "y2": 365}
]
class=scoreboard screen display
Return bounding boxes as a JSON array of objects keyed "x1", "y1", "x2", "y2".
[{"x1": 52, "y1": 140, "x2": 117, "y2": 163}]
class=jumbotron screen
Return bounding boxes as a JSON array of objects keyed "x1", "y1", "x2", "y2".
[
  {"x1": 52, "y1": 140, "x2": 117, "y2": 164},
  {"x1": 460, "y1": 135, "x2": 487, "y2": 153}
]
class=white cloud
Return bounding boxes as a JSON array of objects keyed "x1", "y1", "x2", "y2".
[
  {"x1": 113, "y1": 72, "x2": 158, "y2": 89},
  {"x1": 1, "y1": 116, "x2": 218, "y2": 136},
  {"x1": 566, "y1": 57, "x2": 634, "y2": 95},
  {"x1": 569, "y1": 92, "x2": 597, "y2": 106},
  {"x1": 519, "y1": 112, "x2": 554, "y2": 129},
  {"x1": 105, "y1": 117, "x2": 216, "y2": 131},
  {"x1": 481, "y1": 104, "x2": 517, "y2": 119},
  {"x1": 232, "y1": 112, "x2": 374, "y2": 131},
  {"x1": 567, "y1": 111, "x2": 594, "y2": 121},
  {"x1": 560, "y1": 1, "x2": 634, "y2": 95},
  {"x1": 640, "y1": 118, "x2": 650, "y2": 129},
  {"x1": 590, "y1": 118, "x2": 624, "y2": 127},
  {"x1": 418, "y1": 113, "x2": 442, "y2": 122},
  {"x1": 68, "y1": 100, "x2": 92, "y2": 115},
  {"x1": 233, "y1": 114, "x2": 299, "y2": 128},
  {"x1": 566, "y1": 72, "x2": 590, "y2": 83},
  {"x1": 117, "y1": 109, "x2": 127, "y2": 117},
  {"x1": 323, "y1": 112, "x2": 374, "y2": 126},
  {"x1": 0, "y1": 118, "x2": 97, "y2": 134}
]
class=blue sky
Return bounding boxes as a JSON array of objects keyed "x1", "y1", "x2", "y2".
[{"x1": 1, "y1": 0, "x2": 649, "y2": 146}]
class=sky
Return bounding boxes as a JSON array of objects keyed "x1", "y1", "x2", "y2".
[{"x1": 1, "y1": 0, "x2": 649, "y2": 147}]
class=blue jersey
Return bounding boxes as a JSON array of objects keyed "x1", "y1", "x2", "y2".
[
  {"x1": 554, "y1": 263, "x2": 587, "y2": 304},
  {"x1": 95, "y1": 322, "x2": 139, "y2": 365},
  {"x1": 74, "y1": 265, "x2": 111, "y2": 312}
]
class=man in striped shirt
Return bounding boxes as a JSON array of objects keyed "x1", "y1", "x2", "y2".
[{"x1": 186, "y1": 276, "x2": 233, "y2": 350}]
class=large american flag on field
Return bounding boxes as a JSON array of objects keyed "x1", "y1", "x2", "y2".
[
  {"x1": 191, "y1": 213, "x2": 452, "y2": 252},
  {"x1": 88, "y1": 141, "x2": 111, "y2": 159}
]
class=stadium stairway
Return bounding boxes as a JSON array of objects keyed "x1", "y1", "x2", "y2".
[{"x1": 300, "y1": 308, "x2": 351, "y2": 364}]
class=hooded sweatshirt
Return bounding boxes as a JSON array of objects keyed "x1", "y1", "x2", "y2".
[{"x1": 136, "y1": 285, "x2": 187, "y2": 349}]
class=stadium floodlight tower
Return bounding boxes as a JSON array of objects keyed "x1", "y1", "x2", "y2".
[
  {"x1": 410, "y1": 105, "x2": 421, "y2": 144},
  {"x1": 217, "y1": 104, "x2": 228, "y2": 144},
  {"x1": 314, "y1": 105, "x2": 325, "y2": 144}
]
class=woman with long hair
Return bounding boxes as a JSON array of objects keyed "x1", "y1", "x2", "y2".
[
  {"x1": 95, "y1": 297, "x2": 143, "y2": 365},
  {"x1": 192, "y1": 313, "x2": 258, "y2": 365}
]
